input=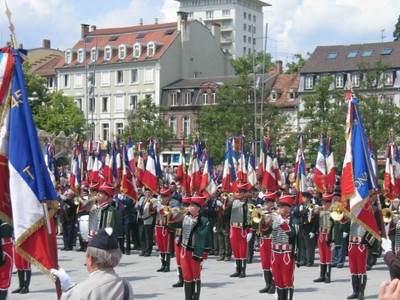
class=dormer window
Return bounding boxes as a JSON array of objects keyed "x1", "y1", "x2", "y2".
[
  {"x1": 77, "y1": 49, "x2": 84, "y2": 63},
  {"x1": 288, "y1": 89, "x2": 295, "y2": 101},
  {"x1": 270, "y1": 90, "x2": 277, "y2": 102},
  {"x1": 91, "y1": 47, "x2": 97, "y2": 62},
  {"x1": 65, "y1": 50, "x2": 72, "y2": 64},
  {"x1": 104, "y1": 46, "x2": 112, "y2": 61},
  {"x1": 148, "y1": 43, "x2": 155, "y2": 57},
  {"x1": 133, "y1": 43, "x2": 141, "y2": 58},
  {"x1": 385, "y1": 71, "x2": 394, "y2": 86},
  {"x1": 119, "y1": 45, "x2": 126, "y2": 60}
]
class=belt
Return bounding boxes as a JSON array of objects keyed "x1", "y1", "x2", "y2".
[
  {"x1": 176, "y1": 229, "x2": 182, "y2": 235},
  {"x1": 272, "y1": 244, "x2": 292, "y2": 251},
  {"x1": 231, "y1": 222, "x2": 243, "y2": 227},
  {"x1": 1, "y1": 238, "x2": 12, "y2": 244},
  {"x1": 155, "y1": 221, "x2": 166, "y2": 226},
  {"x1": 319, "y1": 228, "x2": 329, "y2": 234},
  {"x1": 349, "y1": 236, "x2": 363, "y2": 243}
]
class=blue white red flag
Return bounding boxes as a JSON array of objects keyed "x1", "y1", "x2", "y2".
[
  {"x1": 236, "y1": 134, "x2": 247, "y2": 183},
  {"x1": 121, "y1": 144, "x2": 138, "y2": 201},
  {"x1": 247, "y1": 140, "x2": 257, "y2": 188},
  {"x1": 176, "y1": 138, "x2": 189, "y2": 193},
  {"x1": 127, "y1": 136, "x2": 135, "y2": 173},
  {"x1": 69, "y1": 143, "x2": 82, "y2": 191},
  {"x1": 44, "y1": 142, "x2": 58, "y2": 187},
  {"x1": 3, "y1": 49, "x2": 59, "y2": 276},
  {"x1": 90, "y1": 140, "x2": 102, "y2": 184},
  {"x1": 189, "y1": 140, "x2": 202, "y2": 193},
  {"x1": 341, "y1": 95, "x2": 380, "y2": 240},
  {"x1": 86, "y1": 138, "x2": 94, "y2": 182},
  {"x1": 262, "y1": 136, "x2": 280, "y2": 192},
  {"x1": 200, "y1": 149, "x2": 217, "y2": 199},
  {"x1": 142, "y1": 138, "x2": 160, "y2": 194},
  {"x1": 136, "y1": 140, "x2": 145, "y2": 187},
  {"x1": 221, "y1": 137, "x2": 237, "y2": 192},
  {"x1": 313, "y1": 134, "x2": 327, "y2": 192},
  {"x1": 295, "y1": 134, "x2": 307, "y2": 203},
  {"x1": 383, "y1": 138, "x2": 399, "y2": 200},
  {"x1": 257, "y1": 136, "x2": 266, "y2": 181},
  {"x1": 325, "y1": 135, "x2": 336, "y2": 192}
]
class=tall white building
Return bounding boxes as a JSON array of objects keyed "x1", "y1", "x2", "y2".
[{"x1": 175, "y1": 0, "x2": 270, "y2": 58}]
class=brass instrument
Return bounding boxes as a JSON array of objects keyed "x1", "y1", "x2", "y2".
[
  {"x1": 164, "y1": 206, "x2": 189, "y2": 215},
  {"x1": 248, "y1": 203, "x2": 256, "y2": 212},
  {"x1": 251, "y1": 209, "x2": 279, "y2": 224},
  {"x1": 221, "y1": 192, "x2": 229, "y2": 201},
  {"x1": 307, "y1": 203, "x2": 322, "y2": 214},
  {"x1": 329, "y1": 202, "x2": 345, "y2": 221},
  {"x1": 382, "y1": 208, "x2": 400, "y2": 223}
]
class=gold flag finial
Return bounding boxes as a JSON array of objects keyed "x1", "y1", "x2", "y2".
[{"x1": 4, "y1": 1, "x2": 18, "y2": 48}]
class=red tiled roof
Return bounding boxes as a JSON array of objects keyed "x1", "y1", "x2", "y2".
[
  {"x1": 55, "y1": 22, "x2": 179, "y2": 69},
  {"x1": 268, "y1": 74, "x2": 300, "y2": 107},
  {"x1": 35, "y1": 57, "x2": 62, "y2": 76}
]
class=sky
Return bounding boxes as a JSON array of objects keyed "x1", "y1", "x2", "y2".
[{"x1": 2, "y1": 0, "x2": 400, "y2": 67}]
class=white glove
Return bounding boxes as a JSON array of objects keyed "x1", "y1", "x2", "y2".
[
  {"x1": 309, "y1": 232, "x2": 315, "y2": 239},
  {"x1": 381, "y1": 238, "x2": 393, "y2": 254},
  {"x1": 299, "y1": 205, "x2": 304, "y2": 212},
  {"x1": 272, "y1": 214, "x2": 284, "y2": 225},
  {"x1": 330, "y1": 243, "x2": 335, "y2": 252},
  {"x1": 155, "y1": 201, "x2": 163, "y2": 212},
  {"x1": 213, "y1": 226, "x2": 217, "y2": 233},
  {"x1": 216, "y1": 200, "x2": 223, "y2": 207},
  {"x1": 343, "y1": 232, "x2": 348, "y2": 238},
  {"x1": 51, "y1": 268, "x2": 76, "y2": 292},
  {"x1": 246, "y1": 233, "x2": 253, "y2": 242}
]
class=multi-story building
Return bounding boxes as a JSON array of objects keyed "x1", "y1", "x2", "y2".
[
  {"x1": 175, "y1": 0, "x2": 270, "y2": 58},
  {"x1": 54, "y1": 13, "x2": 234, "y2": 142}
]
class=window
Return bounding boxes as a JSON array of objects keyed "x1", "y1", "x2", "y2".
[
  {"x1": 102, "y1": 123, "x2": 109, "y2": 141},
  {"x1": 327, "y1": 52, "x2": 338, "y2": 59},
  {"x1": 243, "y1": 12, "x2": 247, "y2": 19},
  {"x1": 289, "y1": 91, "x2": 295, "y2": 100},
  {"x1": 101, "y1": 71, "x2": 110, "y2": 86},
  {"x1": 248, "y1": 37, "x2": 251, "y2": 44},
  {"x1": 253, "y1": 15, "x2": 256, "y2": 22},
  {"x1": 271, "y1": 91, "x2": 277, "y2": 102},
  {"x1": 243, "y1": 47, "x2": 247, "y2": 55},
  {"x1": 169, "y1": 117, "x2": 177, "y2": 135},
  {"x1": 75, "y1": 98, "x2": 82, "y2": 111},
  {"x1": 144, "y1": 68, "x2": 153, "y2": 83},
  {"x1": 130, "y1": 69, "x2": 138, "y2": 84},
  {"x1": 253, "y1": 38, "x2": 256, "y2": 45},
  {"x1": 88, "y1": 71, "x2": 95, "y2": 86},
  {"x1": 248, "y1": 13, "x2": 251, "y2": 21},
  {"x1": 170, "y1": 93, "x2": 178, "y2": 106},
  {"x1": 89, "y1": 97, "x2": 95, "y2": 113},
  {"x1": 91, "y1": 48, "x2": 97, "y2": 61},
  {"x1": 248, "y1": 25, "x2": 251, "y2": 32},
  {"x1": 347, "y1": 51, "x2": 357, "y2": 58},
  {"x1": 351, "y1": 73, "x2": 360, "y2": 87},
  {"x1": 335, "y1": 74, "x2": 344, "y2": 88},
  {"x1": 115, "y1": 95, "x2": 124, "y2": 112},
  {"x1": 188, "y1": 12, "x2": 193, "y2": 19},
  {"x1": 381, "y1": 48, "x2": 393, "y2": 55},
  {"x1": 130, "y1": 95, "x2": 138, "y2": 110},
  {"x1": 211, "y1": 92, "x2": 216, "y2": 104},
  {"x1": 202, "y1": 93, "x2": 208, "y2": 105},
  {"x1": 63, "y1": 74, "x2": 70, "y2": 88},
  {"x1": 47, "y1": 77, "x2": 54, "y2": 89},
  {"x1": 133, "y1": 44, "x2": 141, "y2": 58},
  {"x1": 148, "y1": 43, "x2": 155, "y2": 57},
  {"x1": 385, "y1": 71, "x2": 394, "y2": 86},
  {"x1": 183, "y1": 92, "x2": 191, "y2": 105},
  {"x1": 116, "y1": 122, "x2": 124, "y2": 136},
  {"x1": 362, "y1": 50, "x2": 373, "y2": 57},
  {"x1": 102, "y1": 97, "x2": 109, "y2": 112},
  {"x1": 77, "y1": 49, "x2": 84, "y2": 63},
  {"x1": 222, "y1": 9, "x2": 230, "y2": 17},
  {"x1": 243, "y1": 35, "x2": 247, "y2": 42},
  {"x1": 104, "y1": 46, "x2": 112, "y2": 61},
  {"x1": 65, "y1": 50, "x2": 72, "y2": 64},
  {"x1": 206, "y1": 11, "x2": 213, "y2": 19},
  {"x1": 119, "y1": 45, "x2": 126, "y2": 59},
  {"x1": 74, "y1": 73, "x2": 83, "y2": 87},
  {"x1": 183, "y1": 117, "x2": 190, "y2": 138},
  {"x1": 116, "y1": 70, "x2": 124, "y2": 85},
  {"x1": 305, "y1": 76, "x2": 314, "y2": 90},
  {"x1": 243, "y1": 24, "x2": 246, "y2": 31},
  {"x1": 144, "y1": 94, "x2": 153, "y2": 100}
]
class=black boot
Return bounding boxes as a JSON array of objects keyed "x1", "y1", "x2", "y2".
[
  {"x1": 163, "y1": 253, "x2": 170, "y2": 272},
  {"x1": 172, "y1": 266, "x2": 184, "y2": 287},
  {"x1": 156, "y1": 253, "x2": 165, "y2": 272},
  {"x1": 259, "y1": 270, "x2": 272, "y2": 293},
  {"x1": 0, "y1": 290, "x2": 7, "y2": 300},
  {"x1": 313, "y1": 264, "x2": 326, "y2": 282},
  {"x1": 20, "y1": 270, "x2": 31, "y2": 294},
  {"x1": 239, "y1": 260, "x2": 246, "y2": 278},
  {"x1": 325, "y1": 264, "x2": 332, "y2": 283},
  {"x1": 230, "y1": 260, "x2": 241, "y2": 277},
  {"x1": 282, "y1": 288, "x2": 288, "y2": 300},
  {"x1": 347, "y1": 275, "x2": 359, "y2": 299},
  {"x1": 184, "y1": 281, "x2": 193, "y2": 300},
  {"x1": 12, "y1": 270, "x2": 24, "y2": 293},
  {"x1": 268, "y1": 279, "x2": 276, "y2": 294},
  {"x1": 288, "y1": 287, "x2": 294, "y2": 300},
  {"x1": 358, "y1": 274, "x2": 367, "y2": 300},
  {"x1": 277, "y1": 287, "x2": 285, "y2": 300},
  {"x1": 193, "y1": 280, "x2": 201, "y2": 300}
]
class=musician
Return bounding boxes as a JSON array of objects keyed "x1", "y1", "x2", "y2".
[
  {"x1": 135, "y1": 187, "x2": 157, "y2": 257},
  {"x1": 229, "y1": 181, "x2": 252, "y2": 278},
  {"x1": 60, "y1": 188, "x2": 78, "y2": 251},
  {"x1": 153, "y1": 187, "x2": 180, "y2": 272},
  {"x1": 313, "y1": 192, "x2": 334, "y2": 284},
  {"x1": 0, "y1": 219, "x2": 13, "y2": 299},
  {"x1": 257, "y1": 191, "x2": 277, "y2": 294},
  {"x1": 266, "y1": 193, "x2": 296, "y2": 300},
  {"x1": 247, "y1": 187, "x2": 260, "y2": 263},
  {"x1": 76, "y1": 185, "x2": 96, "y2": 252},
  {"x1": 169, "y1": 192, "x2": 209, "y2": 300},
  {"x1": 215, "y1": 190, "x2": 232, "y2": 262},
  {"x1": 88, "y1": 183, "x2": 123, "y2": 245}
]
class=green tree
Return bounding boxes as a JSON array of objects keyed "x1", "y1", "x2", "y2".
[
  {"x1": 124, "y1": 98, "x2": 173, "y2": 150},
  {"x1": 34, "y1": 91, "x2": 86, "y2": 136},
  {"x1": 285, "y1": 53, "x2": 309, "y2": 74},
  {"x1": 393, "y1": 15, "x2": 400, "y2": 41},
  {"x1": 231, "y1": 53, "x2": 273, "y2": 75}
]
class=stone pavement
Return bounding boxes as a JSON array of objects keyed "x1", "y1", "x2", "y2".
[{"x1": 9, "y1": 237, "x2": 390, "y2": 299}]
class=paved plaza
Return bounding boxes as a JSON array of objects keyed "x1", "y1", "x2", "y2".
[{"x1": 9, "y1": 236, "x2": 389, "y2": 299}]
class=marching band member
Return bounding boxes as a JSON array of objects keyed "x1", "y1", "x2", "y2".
[
  {"x1": 229, "y1": 181, "x2": 252, "y2": 278},
  {"x1": 257, "y1": 190, "x2": 278, "y2": 294},
  {"x1": 313, "y1": 192, "x2": 334, "y2": 284},
  {"x1": 266, "y1": 193, "x2": 297, "y2": 300},
  {"x1": 215, "y1": 190, "x2": 232, "y2": 262},
  {"x1": 0, "y1": 219, "x2": 13, "y2": 299}
]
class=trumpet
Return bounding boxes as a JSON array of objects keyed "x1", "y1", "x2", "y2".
[
  {"x1": 164, "y1": 206, "x2": 189, "y2": 215},
  {"x1": 221, "y1": 192, "x2": 230, "y2": 201},
  {"x1": 307, "y1": 203, "x2": 322, "y2": 214},
  {"x1": 382, "y1": 208, "x2": 399, "y2": 223},
  {"x1": 252, "y1": 209, "x2": 279, "y2": 224},
  {"x1": 330, "y1": 202, "x2": 345, "y2": 221},
  {"x1": 248, "y1": 203, "x2": 256, "y2": 212}
]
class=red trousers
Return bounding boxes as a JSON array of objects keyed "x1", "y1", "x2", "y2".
[
  {"x1": 271, "y1": 251, "x2": 295, "y2": 289},
  {"x1": 230, "y1": 227, "x2": 248, "y2": 259},
  {"x1": 348, "y1": 243, "x2": 367, "y2": 274},
  {"x1": 174, "y1": 236, "x2": 182, "y2": 267},
  {"x1": 259, "y1": 237, "x2": 272, "y2": 270},
  {"x1": 0, "y1": 239, "x2": 13, "y2": 290},
  {"x1": 14, "y1": 246, "x2": 31, "y2": 270},
  {"x1": 180, "y1": 248, "x2": 201, "y2": 281},
  {"x1": 155, "y1": 226, "x2": 170, "y2": 253},
  {"x1": 318, "y1": 233, "x2": 332, "y2": 264}
]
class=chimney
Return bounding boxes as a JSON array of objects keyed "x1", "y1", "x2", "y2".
[
  {"x1": 177, "y1": 11, "x2": 188, "y2": 32},
  {"x1": 42, "y1": 39, "x2": 51, "y2": 49},
  {"x1": 155, "y1": 18, "x2": 158, "y2": 24},
  {"x1": 276, "y1": 60, "x2": 283, "y2": 74},
  {"x1": 81, "y1": 24, "x2": 90, "y2": 38},
  {"x1": 90, "y1": 25, "x2": 97, "y2": 32},
  {"x1": 139, "y1": 18, "x2": 143, "y2": 26},
  {"x1": 211, "y1": 23, "x2": 221, "y2": 45}
]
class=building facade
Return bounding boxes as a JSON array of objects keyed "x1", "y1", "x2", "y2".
[{"x1": 175, "y1": 0, "x2": 270, "y2": 58}]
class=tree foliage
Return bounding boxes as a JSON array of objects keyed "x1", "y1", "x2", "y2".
[
  {"x1": 394, "y1": 15, "x2": 400, "y2": 41},
  {"x1": 285, "y1": 53, "x2": 309, "y2": 74},
  {"x1": 231, "y1": 53, "x2": 274, "y2": 75},
  {"x1": 124, "y1": 98, "x2": 174, "y2": 151}
]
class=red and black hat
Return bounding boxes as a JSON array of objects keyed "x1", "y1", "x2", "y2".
[
  {"x1": 263, "y1": 190, "x2": 278, "y2": 202},
  {"x1": 182, "y1": 194, "x2": 192, "y2": 204},
  {"x1": 278, "y1": 194, "x2": 295, "y2": 207},
  {"x1": 322, "y1": 192, "x2": 334, "y2": 202},
  {"x1": 99, "y1": 183, "x2": 115, "y2": 198},
  {"x1": 237, "y1": 181, "x2": 251, "y2": 192},
  {"x1": 159, "y1": 187, "x2": 172, "y2": 197},
  {"x1": 89, "y1": 181, "x2": 100, "y2": 190},
  {"x1": 190, "y1": 192, "x2": 206, "y2": 207}
]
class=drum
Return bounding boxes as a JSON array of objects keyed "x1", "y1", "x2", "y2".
[{"x1": 78, "y1": 215, "x2": 89, "y2": 242}]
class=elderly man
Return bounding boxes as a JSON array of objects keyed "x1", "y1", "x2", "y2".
[{"x1": 51, "y1": 227, "x2": 134, "y2": 299}]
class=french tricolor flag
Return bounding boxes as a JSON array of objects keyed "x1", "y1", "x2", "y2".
[
  {"x1": 142, "y1": 138, "x2": 160, "y2": 194},
  {"x1": 313, "y1": 134, "x2": 327, "y2": 192}
]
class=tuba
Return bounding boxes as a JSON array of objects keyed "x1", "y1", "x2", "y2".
[{"x1": 330, "y1": 202, "x2": 345, "y2": 221}]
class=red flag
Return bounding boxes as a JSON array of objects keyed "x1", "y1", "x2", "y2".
[{"x1": 121, "y1": 144, "x2": 138, "y2": 201}]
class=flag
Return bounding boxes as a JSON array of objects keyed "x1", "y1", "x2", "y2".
[
  {"x1": 383, "y1": 138, "x2": 398, "y2": 200},
  {"x1": 368, "y1": 138, "x2": 378, "y2": 188},
  {"x1": 236, "y1": 134, "x2": 247, "y2": 183},
  {"x1": 257, "y1": 136, "x2": 266, "y2": 182},
  {"x1": 5, "y1": 48, "x2": 58, "y2": 276},
  {"x1": 313, "y1": 134, "x2": 327, "y2": 192},
  {"x1": 221, "y1": 137, "x2": 237, "y2": 192},
  {"x1": 142, "y1": 138, "x2": 160, "y2": 194},
  {"x1": 189, "y1": 140, "x2": 202, "y2": 193},
  {"x1": 121, "y1": 144, "x2": 138, "y2": 201},
  {"x1": 200, "y1": 149, "x2": 217, "y2": 200},
  {"x1": 341, "y1": 94, "x2": 380, "y2": 240},
  {"x1": 294, "y1": 134, "x2": 307, "y2": 203},
  {"x1": 127, "y1": 136, "x2": 135, "y2": 173},
  {"x1": 262, "y1": 136, "x2": 280, "y2": 192},
  {"x1": 44, "y1": 142, "x2": 58, "y2": 187},
  {"x1": 91, "y1": 140, "x2": 102, "y2": 184},
  {"x1": 247, "y1": 140, "x2": 257, "y2": 188},
  {"x1": 86, "y1": 138, "x2": 94, "y2": 182},
  {"x1": 136, "y1": 139, "x2": 145, "y2": 186},
  {"x1": 176, "y1": 138, "x2": 189, "y2": 193},
  {"x1": 325, "y1": 135, "x2": 336, "y2": 192},
  {"x1": 69, "y1": 143, "x2": 82, "y2": 191}
]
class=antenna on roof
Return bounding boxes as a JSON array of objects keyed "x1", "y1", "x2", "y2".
[{"x1": 381, "y1": 29, "x2": 386, "y2": 42}]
